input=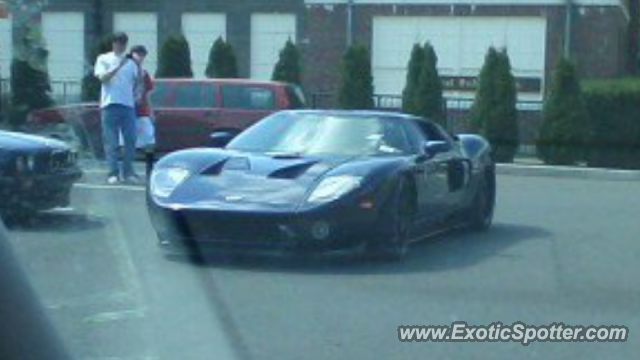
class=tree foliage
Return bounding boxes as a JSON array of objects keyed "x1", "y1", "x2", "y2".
[
  {"x1": 272, "y1": 39, "x2": 301, "y2": 85},
  {"x1": 402, "y1": 44, "x2": 426, "y2": 114},
  {"x1": 9, "y1": 19, "x2": 54, "y2": 128},
  {"x1": 205, "y1": 37, "x2": 238, "y2": 78},
  {"x1": 414, "y1": 43, "x2": 444, "y2": 125},
  {"x1": 402, "y1": 43, "x2": 444, "y2": 124},
  {"x1": 537, "y1": 58, "x2": 590, "y2": 165},
  {"x1": 470, "y1": 47, "x2": 519, "y2": 163},
  {"x1": 338, "y1": 45, "x2": 374, "y2": 109},
  {"x1": 156, "y1": 35, "x2": 193, "y2": 78}
]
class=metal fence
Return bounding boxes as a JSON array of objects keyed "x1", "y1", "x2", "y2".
[
  {"x1": 308, "y1": 92, "x2": 544, "y2": 143},
  {"x1": 0, "y1": 78, "x2": 82, "y2": 106}
]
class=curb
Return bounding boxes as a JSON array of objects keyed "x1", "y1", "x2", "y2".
[{"x1": 497, "y1": 163, "x2": 640, "y2": 181}]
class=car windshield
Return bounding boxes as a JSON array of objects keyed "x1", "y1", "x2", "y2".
[{"x1": 228, "y1": 113, "x2": 412, "y2": 156}]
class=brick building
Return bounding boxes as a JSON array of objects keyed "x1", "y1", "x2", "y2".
[{"x1": 0, "y1": 0, "x2": 630, "y2": 103}]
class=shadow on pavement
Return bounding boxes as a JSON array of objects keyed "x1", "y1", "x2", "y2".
[
  {"x1": 3, "y1": 210, "x2": 106, "y2": 233},
  {"x1": 165, "y1": 222, "x2": 552, "y2": 275}
]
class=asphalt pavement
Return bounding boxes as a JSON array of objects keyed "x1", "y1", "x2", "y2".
[{"x1": 4, "y1": 173, "x2": 639, "y2": 360}]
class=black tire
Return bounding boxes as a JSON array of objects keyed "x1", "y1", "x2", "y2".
[
  {"x1": 366, "y1": 180, "x2": 413, "y2": 261},
  {"x1": 469, "y1": 165, "x2": 496, "y2": 231}
]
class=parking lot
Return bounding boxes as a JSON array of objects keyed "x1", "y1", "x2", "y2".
[{"x1": 4, "y1": 172, "x2": 639, "y2": 360}]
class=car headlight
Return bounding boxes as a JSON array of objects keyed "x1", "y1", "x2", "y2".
[
  {"x1": 307, "y1": 175, "x2": 362, "y2": 204},
  {"x1": 15, "y1": 155, "x2": 36, "y2": 173},
  {"x1": 150, "y1": 167, "x2": 190, "y2": 198}
]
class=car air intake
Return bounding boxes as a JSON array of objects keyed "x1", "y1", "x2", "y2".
[{"x1": 268, "y1": 162, "x2": 317, "y2": 179}]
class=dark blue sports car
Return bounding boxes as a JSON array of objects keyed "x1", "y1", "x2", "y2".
[{"x1": 147, "y1": 110, "x2": 495, "y2": 259}]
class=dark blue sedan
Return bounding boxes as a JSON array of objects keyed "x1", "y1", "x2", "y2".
[{"x1": 0, "y1": 130, "x2": 82, "y2": 220}]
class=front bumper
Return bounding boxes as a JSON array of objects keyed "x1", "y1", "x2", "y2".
[
  {"x1": 147, "y1": 197, "x2": 380, "y2": 255},
  {"x1": 0, "y1": 168, "x2": 83, "y2": 211}
]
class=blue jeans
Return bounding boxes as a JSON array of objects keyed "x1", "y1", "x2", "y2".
[{"x1": 102, "y1": 104, "x2": 137, "y2": 178}]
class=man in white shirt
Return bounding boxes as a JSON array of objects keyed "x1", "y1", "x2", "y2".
[{"x1": 94, "y1": 32, "x2": 140, "y2": 184}]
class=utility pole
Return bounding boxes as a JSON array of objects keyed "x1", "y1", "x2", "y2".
[
  {"x1": 563, "y1": 0, "x2": 573, "y2": 59},
  {"x1": 346, "y1": 0, "x2": 354, "y2": 47},
  {"x1": 627, "y1": 0, "x2": 639, "y2": 75}
]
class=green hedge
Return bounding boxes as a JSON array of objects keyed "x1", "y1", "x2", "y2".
[{"x1": 583, "y1": 79, "x2": 640, "y2": 169}]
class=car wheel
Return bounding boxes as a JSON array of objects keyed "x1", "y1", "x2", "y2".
[
  {"x1": 366, "y1": 181, "x2": 413, "y2": 261},
  {"x1": 469, "y1": 165, "x2": 496, "y2": 231}
]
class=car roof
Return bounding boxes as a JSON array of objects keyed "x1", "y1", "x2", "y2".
[
  {"x1": 154, "y1": 78, "x2": 291, "y2": 86},
  {"x1": 278, "y1": 109, "x2": 426, "y2": 121}
]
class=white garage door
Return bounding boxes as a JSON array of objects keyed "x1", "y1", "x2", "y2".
[
  {"x1": 0, "y1": 15, "x2": 11, "y2": 79},
  {"x1": 42, "y1": 12, "x2": 85, "y2": 100},
  {"x1": 373, "y1": 17, "x2": 547, "y2": 100},
  {"x1": 182, "y1": 13, "x2": 226, "y2": 78},
  {"x1": 251, "y1": 14, "x2": 296, "y2": 80},
  {"x1": 114, "y1": 13, "x2": 158, "y2": 75}
]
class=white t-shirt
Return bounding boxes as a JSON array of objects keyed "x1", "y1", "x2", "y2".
[{"x1": 94, "y1": 52, "x2": 139, "y2": 109}]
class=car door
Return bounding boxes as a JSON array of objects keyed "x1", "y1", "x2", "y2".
[
  {"x1": 403, "y1": 120, "x2": 451, "y2": 224},
  {"x1": 433, "y1": 125, "x2": 473, "y2": 213},
  {"x1": 406, "y1": 120, "x2": 446, "y2": 223},
  {"x1": 414, "y1": 121, "x2": 471, "y2": 218},
  {"x1": 218, "y1": 84, "x2": 277, "y2": 132},
  {"x1": 153, "y1": 82, "x2": 221, "y2": 153}
]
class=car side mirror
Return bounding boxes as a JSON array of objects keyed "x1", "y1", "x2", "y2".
[
  {"x1": 210, "y1": 131, "x2": 235, "y2": 148},
  {"x1": 423, "y1": 140, "x2": 451, "y2": 158}
]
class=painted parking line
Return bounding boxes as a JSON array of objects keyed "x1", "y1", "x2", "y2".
[{"x1": 74, "y1": 183, "x2": 146, "y2": 192}]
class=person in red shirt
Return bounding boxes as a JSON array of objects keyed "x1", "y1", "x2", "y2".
[{"x1": 129, "y1": 45, "x2": 156, "y2": 176}]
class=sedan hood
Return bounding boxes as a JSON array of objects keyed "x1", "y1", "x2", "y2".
[
  {"x1": 169, "y1": 152, "x2": 357, "y2": 212},
  {"x1": 0, "y1": 130, "x2": 68, "y2": 152}
]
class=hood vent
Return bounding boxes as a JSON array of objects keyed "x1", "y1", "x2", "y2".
[
  {"x1": 268, "y1": 162, "x2": 317, "y2": 179},
  {"x1": 201, "y1": 159, "x2": 229, "y2": 176}
]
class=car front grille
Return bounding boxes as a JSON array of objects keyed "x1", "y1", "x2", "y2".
[
  {"x1": 35, "y1": 150, "x2": 76, "y2": 173},
  {"x1": 181, "y1": 211, "x2": 297, "y2": 243}
]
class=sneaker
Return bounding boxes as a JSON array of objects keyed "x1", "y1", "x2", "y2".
[{"x1": 107, "y1": 175, "x2": 119, "y2": 185}]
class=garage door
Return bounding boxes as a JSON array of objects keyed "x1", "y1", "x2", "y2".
[
  {"x1": 0, "y1": 15, "x2": 11, "y2": 79},
  {"x1": 114, "y1": 13, "x2": 158, "y2": 75},
  {"x1": 42, "y1": 12, "x2": 85, "y2": 100},
  {"x1": 372, "y1": 17, "x2": 547, "y2": 100},
  {"x1": 250, "y1": 14, "x2": 296, "y2": 80},
  {"x1": 182, "y1": 13, "x2": 226, "y2": 78}
]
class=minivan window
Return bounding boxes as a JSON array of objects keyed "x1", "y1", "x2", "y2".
[
  {"x1": 202, "y1": 84, "x2": 217, "y2": 108},
  {"x1": 173, "y1": 84, "x2": 206, "y2": 108},
  {"x1": 222, "y1": 85, "x2": 275, "y2": 110},
  {"x1": 150, "y1": 82, "x2": 170, "y2": 108}
]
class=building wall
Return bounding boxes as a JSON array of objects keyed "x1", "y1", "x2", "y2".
[
  {"x1": 303, "y1": 3, "x2": 626, "y2": 95},
  {"x1": 45, "y1": 0, "x2": 304, "y2": 79},
  {"x1": 572, "y1": 5, "x2": 628, "y2": 79},
  {"x1": 9, "y1": 0, "x2": 628, "y2": 95}
]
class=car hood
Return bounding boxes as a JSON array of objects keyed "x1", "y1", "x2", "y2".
[
  {"x1": 168, "y1": 152, "x2": 361, "y2": 212},
  {"x1": 0, "y1": 130, "x2": 68, "y2": 152}
]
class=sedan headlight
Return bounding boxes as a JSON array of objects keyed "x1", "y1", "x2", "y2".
[
  {"x1": 150, "y1": 167, "x2": 190, "y2": 198},
  {"x1": 307, "y1": 175, "x2": 362, "y2": 204},
  {"x1": 15, "y1": 155, "x2": 36, "y2": 173}
]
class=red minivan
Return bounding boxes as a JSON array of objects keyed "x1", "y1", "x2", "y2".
[{"x1": 28, "y1": 79, "x2": 306, "y2": 155}]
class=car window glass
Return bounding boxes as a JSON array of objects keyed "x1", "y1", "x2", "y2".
[
  {"x1": 222, "y1": 85, "x2": 275, "y2": 109},
  {"x1": 149, "y1": 82, "x2": 170, "y2": 107},
  {"x1": 203, "y1": 84, "x2": 217, "y2": 108},
  {"x1": 173, "y1": 84, "x2": 205, "y2": 108},
  {"x1": 285, "y1": 86, "x2": 306, "y2": 109},
  {"x1": 228, "y1": 113, "x2": 412, "y2": 156},
  {"x1": 405, "y1": 120, "x2": 429, "y2": 149},
  {"x1": 414, "y1": 120, "x2": 448, "y2": 142}
]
